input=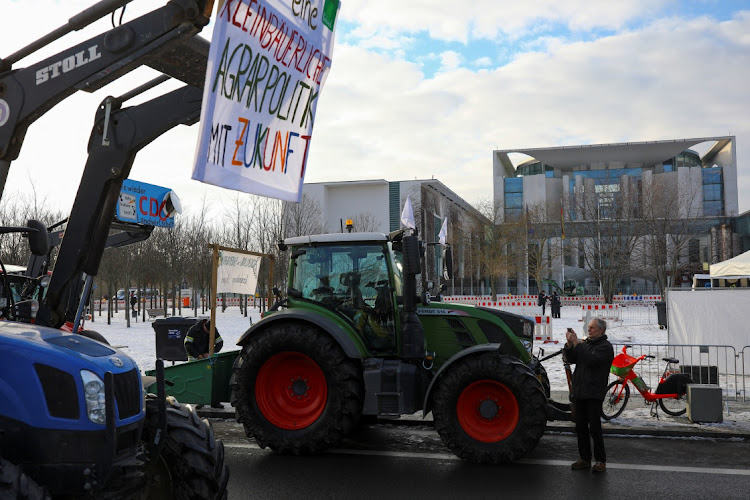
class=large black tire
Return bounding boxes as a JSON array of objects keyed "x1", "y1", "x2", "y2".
[
  {"x1": 230, "y1": 322, "x2": 364, "y2": 455},
  {"x1": 0, "y1": 457, "x2": 49, "y2": 500},
  {"x1": 432, "y1": 353, "x2": 547, "y2": 464},
  {"x1": 601, "y1": 380, "x2": 630, "y2": 420},
  {"x1": 142, "y1": 395, "x2": 229, "y2": 499},
  {"x1": 78, "y1": 329, "x2": 110, "y2": 345}
]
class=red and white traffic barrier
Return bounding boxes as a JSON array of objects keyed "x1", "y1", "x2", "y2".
[
  {"x1": 533, "y1": 316, "x2": 556, "y2": 343},
  {"x1": 581, "y1": 303, "x2": 622, "y2": 321}
]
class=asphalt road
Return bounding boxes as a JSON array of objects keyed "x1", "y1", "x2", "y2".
[{"x1": 213, "y1": 420, "x2": 750, "y2": 499}]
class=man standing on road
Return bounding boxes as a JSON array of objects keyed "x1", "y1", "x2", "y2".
[{"x1": 564, "y1": 318, "x2": 614, "y2": 473}]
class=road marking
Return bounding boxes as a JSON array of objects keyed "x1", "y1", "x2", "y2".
[{"x1": 224, "y1": 443, "x2": 750, "y2": 475}]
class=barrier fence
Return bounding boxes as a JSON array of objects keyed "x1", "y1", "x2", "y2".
[
  {"x1": 742, "y1": 346, "x2": 750, "y2": 403},
  {"x1": 610, "y1": 342, "x2": 745, "y2": 402}
]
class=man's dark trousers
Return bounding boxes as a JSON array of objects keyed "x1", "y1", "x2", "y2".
[{"x1": 575, "y1": 398, "x2": 606, "y2": 463}]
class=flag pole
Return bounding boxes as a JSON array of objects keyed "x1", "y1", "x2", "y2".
[{"x1": 209, "y1": 244, "x2": 219, "y2": 356}]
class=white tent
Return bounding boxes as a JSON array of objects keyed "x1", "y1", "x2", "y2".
[{"x1": 709, "y1": 250, "x2": 750, "y2": 277}]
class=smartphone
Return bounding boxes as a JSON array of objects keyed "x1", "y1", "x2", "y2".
[{"x1": 566, "y1": 327, "x2": 574, "y2": 333}]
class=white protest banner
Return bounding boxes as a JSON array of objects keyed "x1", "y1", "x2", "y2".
[
  {"x1": 216, "y1": 249, "x2": 262, "y2": 295},
  {"x1": 192, "y1": 0, "x2": 341, "y2": 202}
]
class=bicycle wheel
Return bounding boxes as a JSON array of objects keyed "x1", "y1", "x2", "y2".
[
  {"x1": 659, "y1": 395, "x2": 688, "y2": 416},
  {"x1": 601, "y1": 380, "x2": 629, "y2": 420}
]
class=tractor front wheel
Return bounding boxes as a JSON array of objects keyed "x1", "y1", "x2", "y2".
[
  {"x1": 230, "y1": 322, "x2": 364, "y2": 455},
  {"x1": 142, "y1": 395, "x2": 229, "y2": 499},
  {"x1": 432, "y1": 353, "x2": 547, "y2": 464}
]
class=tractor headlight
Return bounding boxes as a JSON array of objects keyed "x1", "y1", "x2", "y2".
[
  {"x1": 80, "y1": 370, "x2": 106, "y2": 424},
  {"x1": 520, "y1": 339, "x2": 532, "y2": 354}
]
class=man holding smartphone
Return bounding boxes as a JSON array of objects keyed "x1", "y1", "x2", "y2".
[{"x1": 564, "y1": 319, "x2": 614, "y2": 473}]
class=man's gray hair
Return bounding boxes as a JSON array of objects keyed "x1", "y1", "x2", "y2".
[{"x1": 592, "y1": 318, "x2": 607, "y2": 333}]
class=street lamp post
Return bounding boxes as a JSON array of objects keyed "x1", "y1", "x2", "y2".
[{"x1": 597, "y1": 200, "x2": 603, "y2": 298}]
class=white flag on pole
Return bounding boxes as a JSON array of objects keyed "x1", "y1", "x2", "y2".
[
  {"x1": 439, "y1": 216, "x2": 447, "y2": 245},
  {"x1": 401, "y1": 196, "x2": 416, "y2": 229}
]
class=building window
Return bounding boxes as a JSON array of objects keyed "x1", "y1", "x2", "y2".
[
  {"x1": 504, "y1": 177, "x2": 523, "y2": 220},
  {"x1": 702, "y1": 167, "x2": 723, "y2": 216}
]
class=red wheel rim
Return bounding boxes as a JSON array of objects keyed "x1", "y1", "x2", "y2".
[
  {"x1": 255, "y1": 352, "x2": 327, "y2": 430},
  {"x1": 456, "y1": 380, "x2": 519, "y2": 443}
]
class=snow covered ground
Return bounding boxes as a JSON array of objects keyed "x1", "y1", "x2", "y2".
[{"x1": 82, "y1": 302, "x2": 750, "y2": 433}]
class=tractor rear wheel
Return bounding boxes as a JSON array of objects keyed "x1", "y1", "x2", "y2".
[
  {"x1": 230, "y1": 322, "x2": 364, "y2": 454},
  {"x1": 0, "y1": 458, "x2": 49, "y2": 500},
  {"x1": 432, "y1": 353, "x2": 547, "y2": 464},
  {"x1": 142, "y1": 395, "x2": 229, "y2": 499}
]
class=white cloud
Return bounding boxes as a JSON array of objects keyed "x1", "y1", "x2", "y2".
[{"x1": 1, "y1": 0, "x2": 749, "y2": 219}]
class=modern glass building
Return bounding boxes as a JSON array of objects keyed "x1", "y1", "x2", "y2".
[{"x1": 492, "y1": 137, "x2": 739, "y2": 294}]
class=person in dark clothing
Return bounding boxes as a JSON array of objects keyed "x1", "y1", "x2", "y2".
[
  {"x1": 564, "y1": 318, "x2": 614, "y2": 473},
  {"x1": 537, "y1": 291, "x2": 548, "y2": 315},
  {"x1": 184, "y1": 319, "x2": 224, "y2": 360},
  {"x1": 550, "y1": 291, "x2": 561, "y2": 318},
  {"x1": 184, "y1": 319, "x2": 225, "y2": 409},
  {"x1": 130, "y1": 291, "x2": 137, "y2": 312}
]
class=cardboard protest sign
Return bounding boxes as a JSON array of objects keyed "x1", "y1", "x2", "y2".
[{"x1": 192, "y1": 0, "x2": 341, "y2": 202}]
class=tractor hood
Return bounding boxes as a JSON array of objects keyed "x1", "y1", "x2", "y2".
[{"x1": 0, "y1": 322, "x2": 137, "y2": 373}]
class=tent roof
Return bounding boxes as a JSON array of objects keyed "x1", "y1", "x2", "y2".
[{"x1": 709, "y1": 250, "x2": 750, "y2": 277}]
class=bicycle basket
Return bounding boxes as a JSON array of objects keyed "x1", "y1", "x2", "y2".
[{"x1": 610, "y1": 352, "x2": 638, "y2": 376}]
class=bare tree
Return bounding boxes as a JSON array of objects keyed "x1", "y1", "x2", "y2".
[
  {"x1": 282, "y1": 194, "x2": 324, "y2": 238},
  {"x1": 350, "y1": 212, "x2": 380, "y2": 233},
  {"x1": 525, "y1": 202, "x2": 563, "y2": 293},
  {"x1": 635, "y1": 174, "x2": 704, "y2": 295},
  {"x1": 569, "y1": 179, "x2": 639, "y2": 303},
  {"x1": 470, "y1": 198, "x2": 525, "y2": 300}
]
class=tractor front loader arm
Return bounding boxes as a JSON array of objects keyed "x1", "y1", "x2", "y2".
[
  {"x1": 36, "y1": 83, "x2": 203, "y2": 328},
  {"x1": 0, "y1": 0, "x2": 213, "y2": 196}
]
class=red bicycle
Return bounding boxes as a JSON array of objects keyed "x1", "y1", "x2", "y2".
[{"x1": 601, "y1": 345, "x2": 694, "y2": 419}]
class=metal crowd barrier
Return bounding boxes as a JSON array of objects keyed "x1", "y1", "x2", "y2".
[
  {"x1": 610, "y1": 342, "x2": 743, "y2": 401},
  {"x1": 742, "y1": 346, "x2": 750, "y2": 402}
]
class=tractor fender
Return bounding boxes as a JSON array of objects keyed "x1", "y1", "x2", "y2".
[
  {"x1": 236, "y1": 309, "x2": 366, "y2": 358},
  {"x1": 422, "y1": 343, "x2": 502, "y2": 416}
]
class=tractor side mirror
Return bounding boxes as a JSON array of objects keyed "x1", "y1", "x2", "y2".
[
  {"x1": 443, "y1": 245, "x2": 453, "y2": 280},
  {"x1": 402, "y1": 235, "x2": 421, "y2": 276},
  {"x1": 26, "y1": 220, "x2": 49, "y2": 257}
]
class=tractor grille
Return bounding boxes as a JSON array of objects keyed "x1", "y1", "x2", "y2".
[
  {"x1": 35, "y1": 364, "x2": 79, "y2": 419},
  {"x1": 114, "y1": 369, "x2": 141, "y2": 419}
]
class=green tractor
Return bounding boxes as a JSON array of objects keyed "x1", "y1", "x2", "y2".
[
  {"x1": 227, "y1": 230, "x2": 566, "y2": 464},
  {"x1": 543, "y1": 279, "x2": 584, "y2": 297}
]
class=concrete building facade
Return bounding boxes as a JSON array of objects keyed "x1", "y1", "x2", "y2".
[
  {"x1": 299, "y1": 179, "x2": 487, "y2": 295},
  {"x1": 492, "y1": 137, "x2": 739, "y2": 294}
]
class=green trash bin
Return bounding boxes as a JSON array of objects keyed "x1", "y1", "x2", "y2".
[{"x1": 145, "y1": 350, "x2": 239, "y2": 405}]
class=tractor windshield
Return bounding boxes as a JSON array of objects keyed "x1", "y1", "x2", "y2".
[{"x1": 291, "y1": 242, "x2": 397, "y2": 351}]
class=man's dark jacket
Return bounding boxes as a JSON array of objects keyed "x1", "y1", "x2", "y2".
[
  {"x1": 564, "y1": 335, "x2": 614, "y2": 400},
  {"x1": 184, "y1": 320, "x2": 223, "y2": 358}
]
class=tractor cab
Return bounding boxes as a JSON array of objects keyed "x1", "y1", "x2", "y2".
[{"x1": 286, "y1": 232, "x2": 401, "y2": 352}]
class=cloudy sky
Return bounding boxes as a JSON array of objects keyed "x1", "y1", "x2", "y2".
[{"x1": 2, "y1": 0, "x2": 749, "y2": 220}]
